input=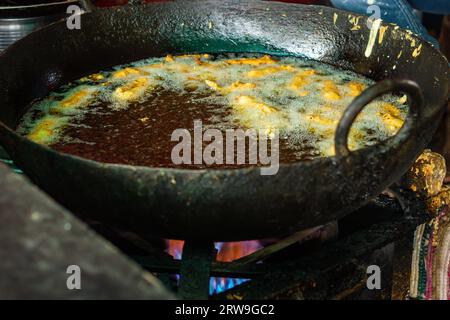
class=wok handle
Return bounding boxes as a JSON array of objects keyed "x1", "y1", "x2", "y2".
[{"x1": 334, "y1": 79, "x2": 424, "y2": 157}]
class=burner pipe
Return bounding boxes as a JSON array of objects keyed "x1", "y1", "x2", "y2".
[{"x1": 178, "y1": 241, "x2": 216, "y2": 300}]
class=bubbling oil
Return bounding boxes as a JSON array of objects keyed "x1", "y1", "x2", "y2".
[{"x1": 17, "y1": 53, "x2": 408, "y2": 168}]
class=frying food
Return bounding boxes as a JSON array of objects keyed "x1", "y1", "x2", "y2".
[{"x1": 17, "y1": 53, "x2": 407, "y2": 168}]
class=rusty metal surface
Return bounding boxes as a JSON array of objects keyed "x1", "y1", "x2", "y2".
[{"x1": 0, "y1": 163, "x2": 174, "y2": 299}]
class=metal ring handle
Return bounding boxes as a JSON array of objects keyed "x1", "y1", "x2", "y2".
[{"x1": 334, "y1": 79, "x2": 424, "y2": 157}]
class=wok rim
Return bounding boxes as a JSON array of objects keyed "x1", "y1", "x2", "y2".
[{"x1": 0, "y1": 1, "x2": 448, "y2": 176}]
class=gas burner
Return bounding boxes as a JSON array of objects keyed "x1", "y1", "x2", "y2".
[{"x1": 90, "y1": 192, "x2": 430, "y2": 300}]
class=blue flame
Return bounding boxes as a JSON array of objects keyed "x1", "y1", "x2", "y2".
[
  {"x1": 209, "y1": 277, "x2": 250, "y2": 295},
  {"x1": 166, "y1": 240, "x2": 259, "y2": 295}
]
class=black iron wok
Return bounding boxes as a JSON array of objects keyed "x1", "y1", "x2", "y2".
[{"x1": 0, "y1": 0, "x2": 448, "y2": 241}]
